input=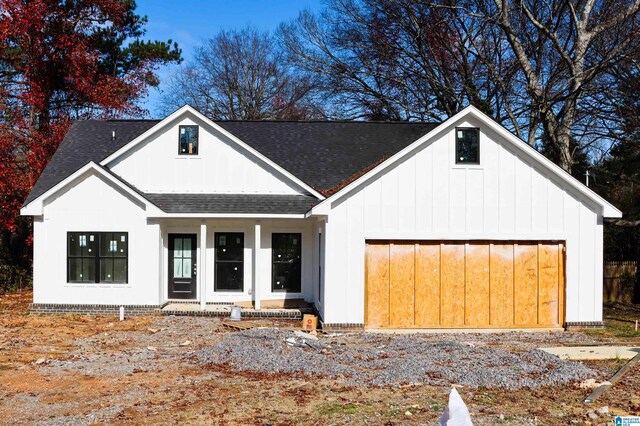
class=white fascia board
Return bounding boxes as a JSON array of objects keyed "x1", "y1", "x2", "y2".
[
  {"x1": 309, "y1": 105, "x2": 622, "y2": 218},
  {"x1": 20, "y1": 161, "x2": 163, "y2": 216},
  {"x1": 305, "y1": 210, "x2": 327, "y2": 219},
  {"x1": 147, "y1": 213, "x2": 307, "y2": 219},
  {"x1": 100, "y1": 104, "x2": 325, "y2": 201}
]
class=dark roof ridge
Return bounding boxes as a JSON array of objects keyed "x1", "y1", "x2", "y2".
[
  {"x1": 72, "y1": 118, "x2": 439, "y2": 125},
  {"x1": 68, "y1": 118, "x2": 161, "y2": 123},
  {"x1": 213, "y1": 119, "x2": 440, "y2": 124}
]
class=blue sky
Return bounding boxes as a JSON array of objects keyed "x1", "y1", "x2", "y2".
[{"x1": 136, "y1": 0, "x2": 322, "y2": 117}]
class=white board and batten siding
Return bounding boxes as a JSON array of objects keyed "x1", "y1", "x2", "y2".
[
  {"x1": 321, "y1": 115, "x2": 604, "y2": 325},
  {"x1": 34, "y1": 171, "x2": 318, "y2": 306},
  {"x1": 108, "y1": 113, "x2": 305, "y2": 195},
  {"x1": 33, "y1": 170, "x2": 161, "y2": 305}
]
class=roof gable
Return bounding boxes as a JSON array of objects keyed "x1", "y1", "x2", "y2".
[
  {"x1": 101, "y1": 105, "x2": 325, "y2": 199},
  {"x1": 21, "y1": 162, "x2": 163, "y2": 216},
  {"x1": 310, "y1": 106, "x2": 622, "y2": 218},
  {"x1": 105, "y1": 110, "x2": 312, "y2": 196}
]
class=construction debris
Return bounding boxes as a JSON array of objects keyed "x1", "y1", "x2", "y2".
[
  {"x1": 222, "y1": 321, "x2": 257, "y2": 331},
  {"x1": 579, "y1": 379, "x2": 611, "y2": 389},
  {"x1": 301, "y1": 314, "x2": 318, "y2": 331},
  {"x1": 293, "y1": 330, "x2": 318, "y2": 340}
]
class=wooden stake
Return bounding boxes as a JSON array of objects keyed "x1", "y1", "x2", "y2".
[{"x1": 584, "y1": 352, "x2": 640, "y2": 403}]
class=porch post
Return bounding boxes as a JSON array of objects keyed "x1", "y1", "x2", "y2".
[
  {"x1": 199, "y1": 221, "x2": 207, "y2": 310},
  {"x1": 253, "y1": 220, "x2": 261, "y2": 310}
]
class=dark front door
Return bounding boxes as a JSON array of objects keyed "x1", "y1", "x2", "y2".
[
  {"x1": 168, "y1": 234, "x2": 197, "y2": 299},
  {"x1": 215, "y1": 232, "x2": 244, "y2": 291}
]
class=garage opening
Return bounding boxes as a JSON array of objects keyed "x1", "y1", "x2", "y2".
[{"x1": 365, "y1": 241, "x2": 565, "y2": 329}]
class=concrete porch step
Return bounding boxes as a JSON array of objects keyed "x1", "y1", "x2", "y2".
[{"x1": 160, "y1": 302, "x2": 315, "y2": 319}]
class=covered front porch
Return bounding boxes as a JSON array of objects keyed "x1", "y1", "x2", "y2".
[{"x1": 154, "y1": 214, "x2": 322, "y2": 312}]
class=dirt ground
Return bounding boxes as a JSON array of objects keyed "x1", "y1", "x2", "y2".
[{"x1": 0, "y1": 292, "x2": 639, "y2": 425}]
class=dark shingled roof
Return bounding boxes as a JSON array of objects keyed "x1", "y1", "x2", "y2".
[
  {"x1": 25, "y1": 119, "x2": 439, "y2": 208},
  {"x1": 216, "y1": 121, "x2": 438, "y2": 194},
  {"x1": 144, "y1": 193, "x2": 318, "y2": 215},
  {"x1": 26, "y1": 120, "x2": 160, "y2": 204}
]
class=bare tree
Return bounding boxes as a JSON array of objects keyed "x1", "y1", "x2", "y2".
[
  {"x1": 161, "y1": 27, "x2": 324, "y2": 120},
  {"x1": 279, "y1": 0, "x2": 640, "y2": 172},
  {"x1": 482, "y1": 0, "x2": 640, "y2": 172},
  {"x1": 277, "y1": 0, "x2": 518, "y2": 122}
]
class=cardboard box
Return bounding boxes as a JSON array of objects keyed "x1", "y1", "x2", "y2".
[{"x1": 302, "y1": 314, "x2": 318, "y2": 330}]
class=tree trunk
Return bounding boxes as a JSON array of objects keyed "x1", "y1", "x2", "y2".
[{"x1": 555, "y1": 125, "x2": 574, "y2": 173}]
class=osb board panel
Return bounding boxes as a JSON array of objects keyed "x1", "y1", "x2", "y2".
[
  {"x1": 558, "y1": 243, "x2": 566, "y2": 327},
  {"x1": 538, "y1": 243, "x2": 560, "y2": 326},
  {"x1": 389, "y1": 244, "x2": 415, "y2": 326},
  {"x1": 415, "y1": 243, "x2": 440, "y2": 326},
  {"x1": 465, "y1": 244, "x2": 490, "y2": 327},
  {"x1": 513, "y1": 244, "x2": 539, "y2": 326},
  {"x1": 489, "y1": 244, "x2": 515, "y2": 327},
  {"x1": 364, "y1": 240, "x2": 565, "y2": 329},
  {"x1": 365, "y1": 244, "x2": 390, "y2": 328},
  {"x1": 440, "y1": 244, "x2": 465, "y2": 327}
]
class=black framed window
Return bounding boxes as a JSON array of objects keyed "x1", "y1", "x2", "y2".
[
  {"x1": 456, "y1": 127, "x2": 480, "y2": 164},
  {"x1": 67, "y1": 232, "x2": 128, "y2": 283},
  {"x1": 99, "y1": 232, "x2": 128, "y2": 283},
  {"x1": 215, "y1": 232, "x2": 244, "y2": 291},
  {"x1": 272, "y1": 233, "x2": 301, "y2": 292},
  {"x1": 179, "y1": 125, "x2": 199, "y2": 155},
  {"x1": 68, "y1": 233, "x2": 97, "y2": 283}
]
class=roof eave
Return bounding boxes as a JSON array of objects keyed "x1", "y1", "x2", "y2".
[{"x1": 147, "y1": 213, "x2": 308, "y2": 219}]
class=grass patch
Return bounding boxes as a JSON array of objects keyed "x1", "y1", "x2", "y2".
[
  {"x1": 583, "y1": 302, "x2": 640, "y2": 340},
  {"x1": 583, "y1": 318, "x2": 640, "y2": 339},
  {"x1": 316, "y1": 402, "x2": 360, "y2": 416}
]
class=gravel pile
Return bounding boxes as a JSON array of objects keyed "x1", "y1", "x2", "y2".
[{"x1": 193, "y1": 329, "x2": 599, "y2": 389}]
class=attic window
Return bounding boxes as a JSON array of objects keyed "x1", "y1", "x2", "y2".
[
  {"x1": 456, "y1": 128, "x2": 479, "y2": 164},
  {"x1": 179, "y1": 125, "x2": 199, "y2": 155}
]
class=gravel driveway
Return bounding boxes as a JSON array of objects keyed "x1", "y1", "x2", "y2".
[{"x1": 193, "y1": 328, "x2": 600, "y2": 389}]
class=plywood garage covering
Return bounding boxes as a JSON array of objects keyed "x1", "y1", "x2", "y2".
[{"x1": 365, "y1": 241, "x2": 565, "y2": 329}]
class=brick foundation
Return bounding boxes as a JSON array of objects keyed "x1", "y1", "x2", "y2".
[
  {"x1": 565, "y1": 321, "x2": 606, "y2": 330},
  {"x1": 161, "y1": 308, "x2": 313, "y2": 319},
  {"x1": 29, "y1": 303, "x2": 164, "y2": 316},
  {"x1": 320, "y1": 322, "x2": 365, "y2": 332}
]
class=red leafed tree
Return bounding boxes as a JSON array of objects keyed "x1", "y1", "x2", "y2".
[{"x1": 0, "y1": 0, "x2": 181, "y2": 288}]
